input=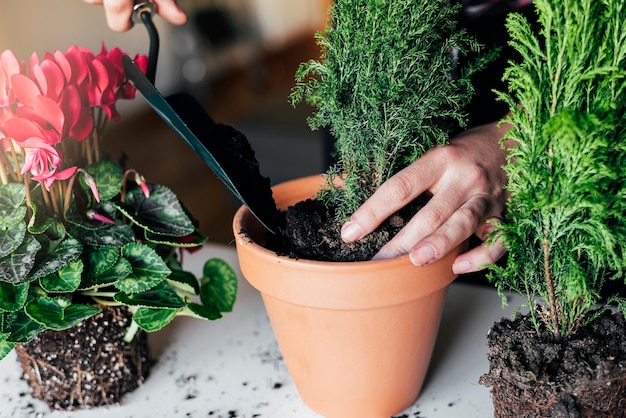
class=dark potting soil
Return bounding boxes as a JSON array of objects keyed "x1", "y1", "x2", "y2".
[
  {"x1": 480, "y1": 310, "x2": 626, "y2": 417},
  {"x1": 15, "y1": 306, "x2": 151, "y2": 410},
  {"x1": 271, "y1": 197, "x2": 423, "y2": 262},
  {"x1": 214, "y1": 121, "x2": 422, "y2": 262}
]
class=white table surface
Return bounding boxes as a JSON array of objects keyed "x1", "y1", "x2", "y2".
[{"x1": 0, "y1": 243, "x2": 519, "y2": 418}]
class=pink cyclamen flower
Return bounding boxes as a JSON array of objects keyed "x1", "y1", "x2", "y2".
[
  {"x1": 86, "y1": 209, "x2": 116, "y2": 225},
  {"x1": 16, "y1": 137, "x2": 74, "y2": 190},
  {"x1": 0, "y1": 49, "x2": 24, "y2": 107},
  {"x1": 79, "y1": 169, "x2": 101, "y2": 203}
]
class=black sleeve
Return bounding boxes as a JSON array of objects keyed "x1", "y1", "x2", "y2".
[{"x1": 458, "y1": 4, "x2": 537, "y2": 128}]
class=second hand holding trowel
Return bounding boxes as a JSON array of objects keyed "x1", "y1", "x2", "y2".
[{"x1": 123, "y1": 3, "x2": 279, "y2": 233}]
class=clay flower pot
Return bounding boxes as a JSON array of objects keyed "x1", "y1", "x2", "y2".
[{"x1": 233, "y1": 175, "x2": 463, "y2": 418}]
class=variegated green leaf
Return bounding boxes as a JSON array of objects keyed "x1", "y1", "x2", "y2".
[
  {"x1": 27, "y1": 199, "x2": 60, "y2": 235},
  {"x1": 79, "y1": 255, "x2": 132, "y2": 290},
  {"x1": 0, "y1": 235, "x2": 41, "y2": 284},
  {"x1": 116, "y1": 184, "x2": 195, "y2": 237},
  {"x1": 144, "y1": 230, "x2": 206, "y2": 247},
  {"x1": 27, "y1": 237, "x2": 83, "y2": 281},
  {"x1": 200, "y1": 258, "x2": 237, "y2": 313},
  {"x1": 0, "y1": 221, "x2": 26, "y2": 258},
  {"x1": 115, "y1": 281, "x2": 185, "y2": 308},
  {"x1": 115, "y1": 243, "x2": 171, "y2": 293},
  {"x1": 0, "y1": 183, "x2": 26, "y2": 228},
  {"x1": 68, "y1": 223, "x2": 136, "y2": 247},
  {"x1": 167, "y1": 267, "x2": 200, "y2": 295},
  {"x1": 0, "y1": 333, "x2": 17, "y2": 361},
  {"x1": 39, "y1": 260, "x2": 83, "y2": 293},
  {"x1": 83, "y1": 245, "x2": 120, "y2": 279},
  {"x1": 133, "y1": 307, "x2": 178, "y2": 332},
  {"x1": 25, "y1": 297, "x2": 101, "y2": 331},
  {"x1": 85, "y1": 160, "x2": 123, "y2": 201},
  {"x1": 0, "y1": 282, "x2": 28, "y2": 312},
  {"x1": 186, "y1": 302, "x2": 222, "y2": 320},
  {"x1": 4, "y1": 310, "x2": 45, "y2": 343}
]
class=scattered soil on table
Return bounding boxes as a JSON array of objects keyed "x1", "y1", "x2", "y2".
[
  {"x1": 15, "y1": 306, "x2": 151, "y2": 410},
  {"x1": 480, "y1": 310, "x2": 626, "y2": 417}
]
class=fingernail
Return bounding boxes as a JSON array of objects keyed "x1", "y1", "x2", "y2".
[
  {"x1": 410, "y1": 245, "x2": 436, "y2": 267},
  {"x1": 372, "y1": 248, "x2": 393, "y2": 260},
  {"x1": 453, "y1": 259, "x2": 472, "y2": 274},
  {"x1": 341, "y1": 221, "x2": 364, "y2": 242}
]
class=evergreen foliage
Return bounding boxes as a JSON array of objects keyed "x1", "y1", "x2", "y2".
[
  {"x1": 290, "y1": 0, "x2": 489, "y2": 219},
  {"x1": 489, "y1": 0, "x2": 626, "y2": 341}
]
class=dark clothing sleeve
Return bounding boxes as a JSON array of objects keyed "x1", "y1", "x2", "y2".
[{"x1": 458, "y1": 1, "x2": 536, "y2": 127}]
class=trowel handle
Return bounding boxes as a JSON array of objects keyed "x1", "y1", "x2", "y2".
[{"x1": 133, "y1": 1, "x2": 159, "y2": 84}]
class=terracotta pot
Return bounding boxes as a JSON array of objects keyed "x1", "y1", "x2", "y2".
[{"x1": 233, "y1": 175, "x2": 464, "y2": 418}]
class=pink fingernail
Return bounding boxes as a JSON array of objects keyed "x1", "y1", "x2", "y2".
[
  {"x1": 410, "y1": 245, "x2": 436, "y2": 267},
  {"x1": 453, "y1": 259, "x2": 472, "y2": 274},
  {"x1": 341, "y1": 221, "x2": 364, "y2": 242}
]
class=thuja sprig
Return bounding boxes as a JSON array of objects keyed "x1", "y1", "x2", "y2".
[
  {"x1": 291, "y1": 0, "x2": 492, "y2": 219},
  {"x1": 489, "y1": 0, "x2": 626, "y2": 341}
]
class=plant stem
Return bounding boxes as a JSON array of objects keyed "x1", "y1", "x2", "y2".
[
  {"x1": 542, "y1": 231, "x2": 561, "y2": 342},
  {"x1": 62, "y1": 173, "x2": 78, "y2": 216},
  {"x1": 23, "y1": 172, "x2": 32, "y2": 210}
]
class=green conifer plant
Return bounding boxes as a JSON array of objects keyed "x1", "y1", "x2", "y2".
[
  {"x1": 489, "y1": 0, "x2": 626, "y2": 342},
  {"x1": 290, "y1": 0, "x2": 491, "y2": 221}
]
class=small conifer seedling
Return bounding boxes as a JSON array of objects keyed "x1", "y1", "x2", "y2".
[
  {"x1": 290, "y1": 0, "x2": 491, "y2": 221},
  {"x1": 489, "y1": 0, "x2": 626, "y2": 342}
]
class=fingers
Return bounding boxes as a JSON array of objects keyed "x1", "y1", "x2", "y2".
[
  {"x1": 85, "y1": 0, "x2": 188, "y2": 32},
  {"x1": 102, "y1": 0, "x2": 135, "y2": 32},
  {"x1": 341, "y1": 154, "x2": 442, "y2": 243},
  {"x1": 374, "y1": 192, "x2": 491, "y2": 266},
  {"x1": 154, "y1": 0, "x2": 188, "y2": 25},
  {"x1": 452, "y1": 221, "x2": 507, "y2": 274}
]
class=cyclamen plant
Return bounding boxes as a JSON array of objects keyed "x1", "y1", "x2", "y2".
[{"x1": 0, "y1": 45, "x2": 236, "y2": 361}]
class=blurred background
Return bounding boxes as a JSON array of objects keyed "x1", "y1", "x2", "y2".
[{"x1": 0, "y1": 0, "x2": 332, "y2": 243}]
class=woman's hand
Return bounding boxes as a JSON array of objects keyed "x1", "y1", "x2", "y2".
[
  {"x1": 341, "y1": 120, "x2": 514, "y2": 274},
  {"x1": 83, "y1": 0, "x2": 187, "y2": 32}
]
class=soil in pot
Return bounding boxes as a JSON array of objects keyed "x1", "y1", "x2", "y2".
[
  {"x1": 15, "y1": 305, "x2": 151, "y2": 410},
  {"x1": 214, "y1": 127, "x2": 426, "y2": 262},
  {"x1": 273, "y1": 197, "x2": 424, "y2": 262},
  {"x1": 480, "y1": 310, "x2": 626, "y2": 418}
]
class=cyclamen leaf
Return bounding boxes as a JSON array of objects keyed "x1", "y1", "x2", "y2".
[
  {"x1": 116, "y1": 184, "x2": 195, "y2": 237},
  {"x1": 68, "y1": 222, "x2": 136, "y2": 247},
  {"x1": 186, "y1": 302, "x2": 222, "y2": 320},
  {"x1": 39, "y1": 260, "x2": 83, "y2": 293},
  {"x1": 0, "y1": 221, "x2": 26, "y2": 258},
  {"x1": 133, "y1": 307, "x2": 178, "y2": 332},
  {"x1": 0, "y1": 183, "x2": 26, "y2": 228},
  {"x1": 144, "y1": 229, "x2": 206, "y2": 247},
  {"x1": 200, "y1": 258, "x2": 237, "y2": 313},
  {"x1": 167, "y1": 270, "x2": 200, "y2": 295},
  {"x1": 0, "y1": 336, "x2": 16, "y2": 361},
  {"x1": 115, "y1": 281, "x2": 185, "y2": 308},
  {"x1": 0, "y1": 234, "x2": 41, "y2": 284},
  {"x1": 0, "y1": 282, "x2": 29, "y2": 312},
  {"x1": 27, "y1": 199, "x2": 59, "y2": 235},
  {"x1": 25, "y1": 297, "x2": 101, "y2": 331},
  {"x1": 4, "y1": 310, "x2": 45, "y2": 343},
  {"x1": 95, "y1": 257, "x2": 132, "y2": 285},
  {"x1": 79, "y1": 256, "x2": 132, "y2": 290},
  {"x1": 85, "y1": 160, "x2": 123, "y2": 201},
  {"x1": 27, "y1": 237, "x2": 83, "y2": 281},
  {"x1": 83, "y1": 245, "x2": 120, "y2": 280},
  {"x1": 115, "y1": 243, "x2": 171, "y2": 294}
]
